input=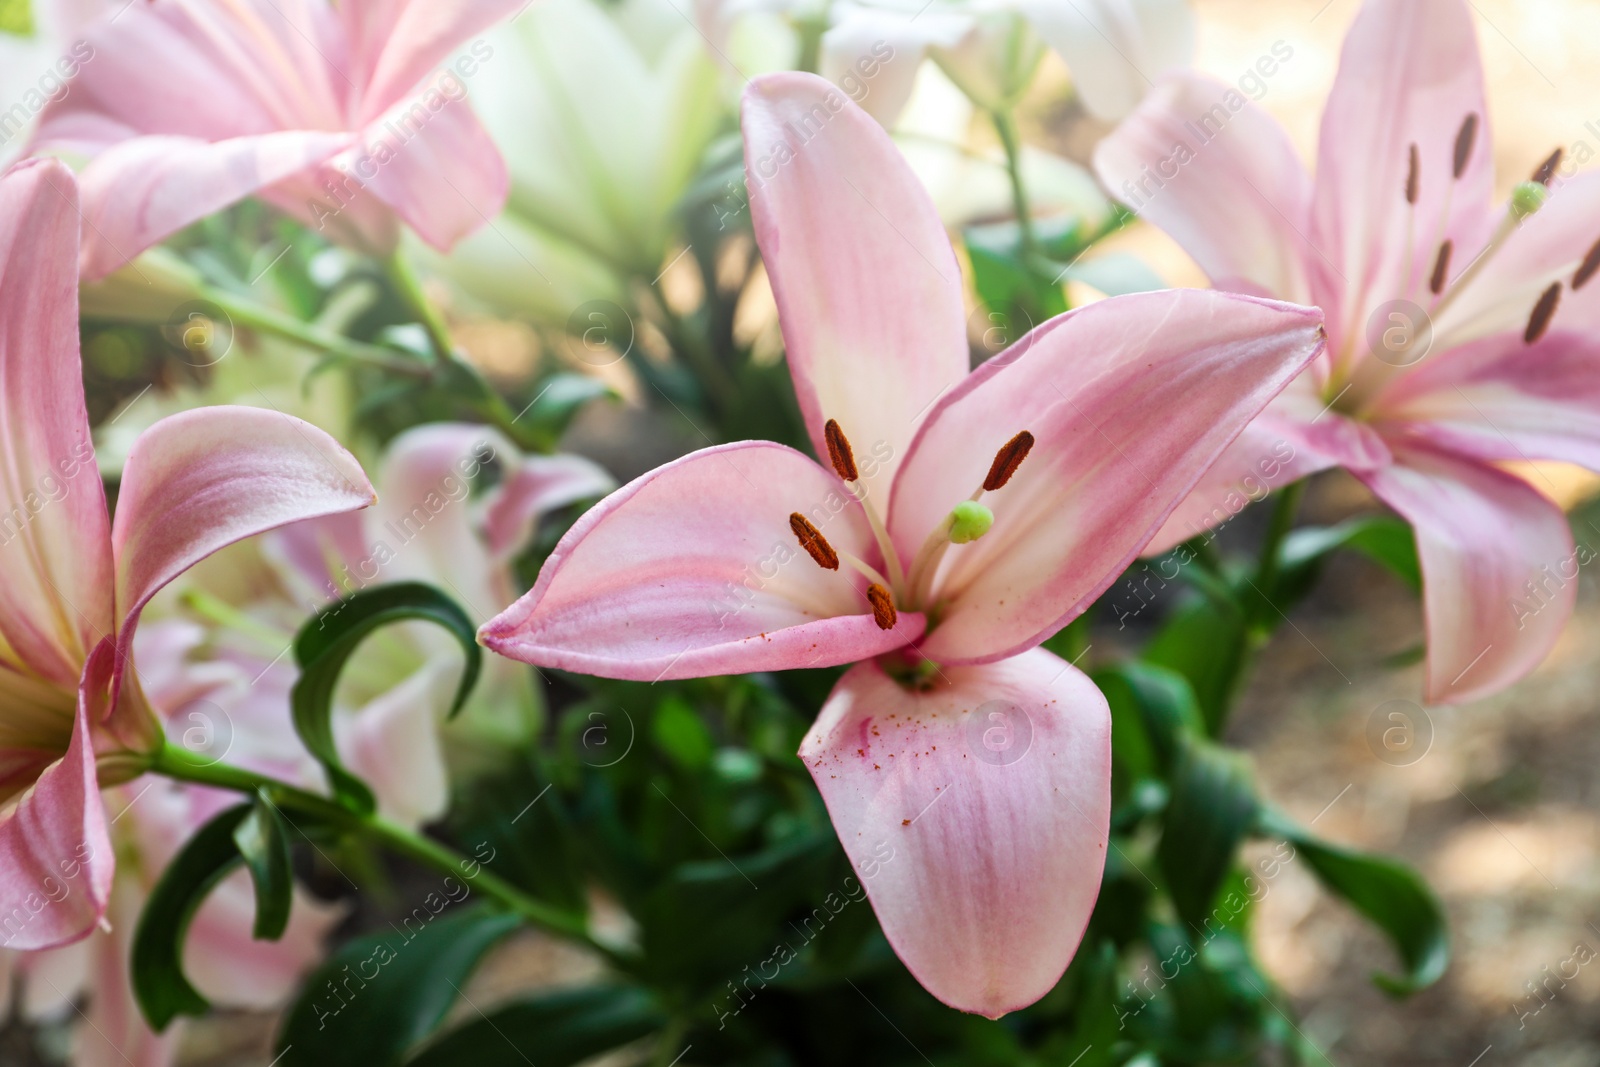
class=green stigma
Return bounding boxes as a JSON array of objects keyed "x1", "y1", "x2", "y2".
[
  {"x1": 1511, "y1": 181, "x2": 1548, "y2": 220},
  {"x1": 947, "y1": 501, "x2": 995, "y2": 544}
]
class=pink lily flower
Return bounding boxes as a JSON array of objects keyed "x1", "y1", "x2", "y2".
[
  {"x1": 1, "y1": 620, "x2": 343, "y2": 1067},
  {"x1": 1094, "y1": 0, "x2": 1600, "y2": 705},
  {"x1": 480, "y1": 72, "x2": 1326, "y2": 1016},
  {"x1": 27, "y1": 0, "x2": 526, "y2": 279},
  {"x1": 0, "y1": 158, "x2": 374, "y2": 952}
]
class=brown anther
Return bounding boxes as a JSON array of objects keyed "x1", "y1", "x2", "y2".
[
  {"x1": 983, "y1": 430, "x2": 1035, "y2": 492},
  {"x1": 1453, "y1": 113, "x2": 1478, "y2": 180},
  {"x1": 1524, "y1": 282, "x2": 1562, "y2": 345},
  {"x1": 789, "y1": 512, "x2": 839, "y2": 570},
  {"x1": 1405, "y1": 143, "x2": 1420, "y2": 205},
  {"x1": 823, "y1": 418, "x2": 859, "y2": 482},
  {"x1": 1428, "y1": 240, "x2": 1453, "y2": 296},
  {"x1": 1532, "y1": 147, "x2": 1563, "y2": 187},
  {"x1": 866, "y1": 584, "x2": 897, "y2": 630},
  {"x1": 1574, "y1": 236, "x2": 1600, "y2": 291}
]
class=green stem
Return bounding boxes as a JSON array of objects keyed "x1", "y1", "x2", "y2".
[
  {"x1": 383, "y1": 251, "x2": 458, "y2": 363},
  {"x1": 204, "y1": 288, "x2": 430, "y2": 379},
  {"x1": 1247, "y1": 479, "x2": 1307, "y2": 635},
  {"x1": 991, "y1": 108, "x2": 1044, "y2": 270},
  {"x1": 149, "y1": 741, "x2": 618, "y2": 960}
]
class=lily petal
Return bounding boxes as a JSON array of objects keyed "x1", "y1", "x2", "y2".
[
  {"x1": 892, "y1": 289, "x2": 1324, "y2": 663},
  {"x1": 480, "y1": 442, "x2": 924, "y2": 681},
  {"x1": 1372, "y1": 329, "x2": 1600, "y2": 470},
  {"x1": 1359, "y1": 443, "x2": 1573, "y2": 705},
  {"x1": 483, "y1": 454, "x2": 617, "y2": 563},
  {"x1": 819, "y1": 5, "x2": 971, "y2": 127},
  {"x1": 110, "y1": 407, "x2": 375, "y2": 692},
  {"x1": 75, "y1": 131, "x2": 352, "y2": 280},
  {"x1": 0, "y1": 159, "x2": 114, "y2": 687},
  {"x1": 1092, "y1": 72, "x2": 1315, "y2": 303},
  {"x1": 1311, "y1": 0, "x2": 1492, "y2": 359},
  {"x1": 343, "y1": 0, "x2": 528, "y2": 121},
  {"x1": 801, "y1": 648, "x2": 1110, "y2": 1018},
  {"x1": 0, "y1": 649, "x2": 115, "y2": 951},
  {"x1": 334, "y1": 660, "x2": 455, "y2": 829},
  {"x1": 1018, "y1": 0, "x2": 1195, "y2": 122},
  {"x1": 743, "y1": 72, "x2": 969, "y2": 503},
  {"x1": 1145, "y1": 381, "x2": 1392, "y2": 555},
  {"x1": 356, "y1": 98, "x2": 510, "y2": 252}
]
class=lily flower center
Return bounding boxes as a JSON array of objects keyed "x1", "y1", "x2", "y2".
[
  {"x1": 1331, "y1": 116, "x2": 1576, "y2": 415},
  {"x1": 789, "y1": 422, "x2": 1035, "y2": 630}
]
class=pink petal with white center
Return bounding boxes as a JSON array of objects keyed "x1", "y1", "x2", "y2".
[
  {"x1": 1370, "y1": 329, "x2": 1600, "y2": 470},
  {"x1": 357, "y1": 97, "x2": 509, "y2": 251},
  {"x1": 742, "y1": 72, "x2": 969, "y2": 504},
  {"x1": 1359, "y1": 443, "x2": 1573, "y2": 705},
  {"x1": 480, "y1": 442, "x2": 924, "y2": 681},
  {"x1": 801, "y1": 648, "x2": 1110, "y2": 1017},
  {"x1": 75, "y1": 131, "x2": 352, "y2": 279},
  {"x1": 891, "y1": 289, "x2": 1325, "y2": 663},
  {"x1": 0, "y1": 160, "x2": 114, "y2": 688},
  {"x1": 1311, "y1": 0, "x2": 1492, "y2": 362},
  {"x1": 110, "y1": 406, "x2": 375, "y2": 696},
  {"x1": 1092, "y1": 73, "x2": 1316, "y2": 304},
  {"x1": 0, "y1": 649, "x2": 115, "y2": 951}
]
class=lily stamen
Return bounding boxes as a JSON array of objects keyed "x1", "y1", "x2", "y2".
[
  {"x1": 984, "y1": 431, "x2": 1035, "y2": 491},
  {"x1": 866, "y1": 584, "x2": 898, "y2": 630},
  {"x1": 1574, "y1": 236, "x2": 1600, "y2": 291},
  {"x1": 1532, "y1": 147, "x2": 1563, "y2": 187},
  {"x1": 1524, "y1": 282, "x2": 1561, "y2": 344},
  {"x1": 790, "y1": 510, "x2": 895, "y2": 605},
  {"x1": 823, "y1": 417, "x2": 906, "y2": 592},
  {"x1": 904, "y1": 431, "x2": 1034, "y2": 611}
]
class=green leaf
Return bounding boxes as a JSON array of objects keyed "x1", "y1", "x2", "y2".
[
  {"x1": 1259, "y1": 810, "x2": 1449, "y2": 996},
  {"x1": 1279, "y1": 516, "x2": 1421, "y2": 599},
  {"x1": 275, "y1": 905, "x2": 521, "y2": 1065},
  {"x1": 652, "y1": 696, "x2": 714, "y2": 770},
  {"x1": 1143, "y1": 596, "x2": 1249, "y2": 735},
  {"x1": 1094, "y1": 661, "x2": 1206, "y2": 778},
  {"x1": 406, "y1": 985, "x2": 665, "y2": 1067},
  {"x1": 133, "y1": 804, "x2": 253, "y2": 1030},
  {"x1": 293, "y1": 582, "x2": 482, "y2": 813},
  {"x1": 1157, "y1": 739, "x2": 1261, "y2": 932},
  {"x1": 233, "y1": 791, "x2": 294, "y2": 941},
  {"x1": 515, "y1": 374, "x2": 615, "y2": 451}
]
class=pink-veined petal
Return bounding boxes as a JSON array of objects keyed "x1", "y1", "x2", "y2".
[
  {"x1": 74, "y1": 131, "x2": 352, "y2": 280},
  {"x1": 0, "y1": 648, "x2": 115, "y2": 951},
  {"x1": 801, "y1": 648, "x2": 1110, "y2": 1017},
  {"x1": 479, "y1": 442, "x2": 924, "y2": 681},
  {"x1": 110, "y1": 406, "x2": 375, "y2": 694},
  {"x1": 743, "y1": 72, "x2": 969, "y2": 503},
  {"x1": 1144, "y1": 382, "x2": 1392, "y2": 555},
  {"x1": 0, "y1": 159, "x2": 114, "y2": 687},
  {"x1": 1092, "y1": 72, "x2": 1315, "y2": 303},
  {"x1": 891, "y1": 289, "x2": 1325, "y2": 663},
  {"x1": 1371, "y1": 329, "x2": 1600, "y2": 470},
  {"x1": 74, "y1": 888, "x2": 178, "y2": 1067},
  {"x1": 1311, "y1": 0, "x2": 1493, "y2": 363},
  {"x1": 484, "y1": 453, "x2": 617, "y2": 562},
  {"x1": 356, "y1": 97, "x2": 508, "y2": 251},
  {"x1": 345, "y1": 0, "x2": 527, "y2": 120},
  {"x1": 1359, "y1": 442, "x2": 1573, "y2": 705}
]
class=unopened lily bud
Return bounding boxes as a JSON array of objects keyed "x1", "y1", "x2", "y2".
[
  {"x1": 1511, "y1": 181, "x2": 1548, "y2": 220},
  {"x1": 948, "y1": 501, "x2": 995, "y2": 544}
]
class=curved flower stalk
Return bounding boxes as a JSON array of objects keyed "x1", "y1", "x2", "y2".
[
  {"x1": 480, "y1": 72, "x2": 1326, "y2": 1016},
  {"x1": 1095, "y1": 0, "x2": 1600, "y2": 704},
  {"x1": 0, "y1": 158, "x2": 375, "y2": 952},
  {"x1": 419, "y1": 0, "x2": 727, "y2": 324},
  {"x1": 0, "y1": 620, "x2": 341, "y2": 1067},
  {"x1": 26, "y1": 0, "x2": 527, "y2": 279},
  {"x1": 703, "y1": 0, "x2": 1193, "y2": 127},
  {"x1": 188, "y1": 424, "x2": 612, "y2": 825}
]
